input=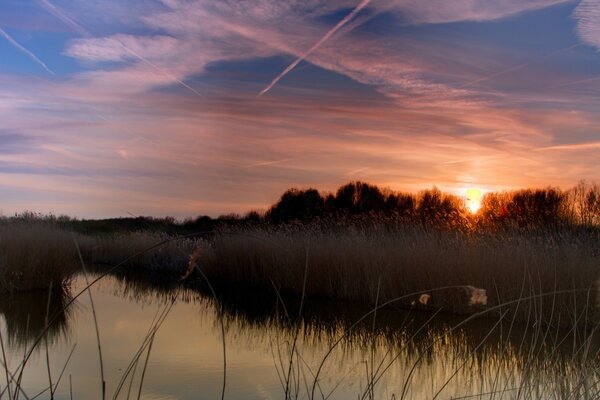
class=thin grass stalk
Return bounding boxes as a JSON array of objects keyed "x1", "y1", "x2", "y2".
[
  {"x1": 269, "y1": 281, "x2": 322, "y2": 400},
  {"x1": 364, "y1": 308, "x2": 444, "y2": 395},
  {"x1": 188, "y1": 256, "x2": 227, "y2": 400},
  {"x1": 285, "y1": 247, "x2": 309, "y2": 400},
  {"x1": 125, "y1": 350, "x2": 140, "y2": 400},
  {"x1": 0, "y1": 328, "x2": 13, "y2": 400},
  {"x1": 28, "y1": 343, "x2": 77, "y2": 400},
  {"x1": 0, "y1": 371, "x2": 30, "y2": 400},
  {"x1": 43, "y1": 284, "x2": 54, "y2": 400},
  {"x1": 269, "y1": 280, "x2": 290, "y2": 391},
  {"x1": 431, "y1": 310, "x2": 510, "y2": 399},
  {"x1": 495, "y1": 286, "x2": 527, "y2": 397},
  {"x1": 488, "y1": 279, "x2": 507, "y2": 397},
  {"x1": 361, "y1": 277, "x2": 381, "y2": 400},
  {"x1": 51, "y1": 344, "x2": 76, "y2": 398},
  {"x1": 269, "y1": 333, "x2": 285, "y2": 392},
  {"x1": 112, "y1": 298, "x2": 175, "y2": 399},
  {"x1": 310, "y1": 284, "x2": 483, "y2": 400},
  {"x1": 565, "y1": 319, "x2": 600, "y2": 399},
  {"x1": 127, "y1": 306, "x2": 163, "y2": 400},
  {"x1": 368, "y1": 301, "x2": 420, "y2": 386},
  {"x1": 323, "y1": 360, "x2": 364, "y2": 400},
  {"x1": 136, "y1": 331, "x2": 156, "y2": 400},
  {"x1": 14, "y1": 315, "x2": 32, "y2": 400},
  {"x1": 75, "y1": 238, "x2": 106, "y2": 400},
  {"x1": 389, "y1": 288, "x2": 598, "y2": 400},
  {"x1": 270, "y1": 281, "x2": 292, "y2": 394},
  {"x1": 13, "y1": 231, "x2": 210, "y2": 391},
  {"x1": 0, "y1": 355, "x2": 30, "y2": 400}
]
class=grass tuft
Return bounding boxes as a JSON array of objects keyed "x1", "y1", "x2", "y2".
[{"x1": 0, "y1": 223, "x2": 88, "y2": 293}]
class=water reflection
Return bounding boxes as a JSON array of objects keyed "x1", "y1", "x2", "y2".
[
  {"x1": 1, "y1": 271, "x2": 598, "y2": 399},
  {"x1": 88, "y1": 269, "x2": 600, "y2": 363},
  {"x1": 97, "y1": 271, "x2": 600, "y2": 398},
  {"x1": 208, "y1": 289, "x2": 599, "y2": 399},
  {"x1": 0, "y1": 287, "x2": 73, "y2": 348}
]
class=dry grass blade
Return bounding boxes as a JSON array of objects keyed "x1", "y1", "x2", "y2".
[
  {"x1": 136, "y1": 331, "x2": 156, "y2": 400},
  {"x1": 112, "y1": 298, "x2": 175, "y2": 399},
  {"x1": 284, "y1": 247, "x2": 309, "y2": 400},
  {"x1": 43, "y1": 284, "x2": 54, "y2": 400},
  {"x1": 309, "y1": 285, "x2": 482, "y2": 400},
  {"x1": 12, "y1": 231, "x2": 208, "y2": 392},
  {"x1": 74, "y1": 237, "x2": 105, "y2": 400}
]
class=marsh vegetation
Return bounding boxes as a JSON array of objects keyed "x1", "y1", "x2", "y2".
[{"x1": 0, "y1": 181, "x2": 599, "y2": 398}]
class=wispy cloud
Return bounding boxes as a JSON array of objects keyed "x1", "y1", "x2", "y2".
[
  {"x1": 259, "y1": 0, "x2": 371, "y2": 96},
  {"x1": 386, "y1": 0, "x2": 570, "y2": 24},
  {"x1": 0, "y1": 26, "x2": 54, "y2": 74},
  {"x1": 538, "y1": 141, "x2": 600, "y2": 151},
  {"x1": 37, "y1": 0, "x2": 91, "y2": 37},
  {"x1": 574, "y1": 0, "x2": 600, "y2": 51},
  {"x1": 245, "y1": 158, "x2": 291, "y2": 168},
  {"x1": 41, "y1": 0, "x2": 204, "y2": 96},
  {"x1": 1, "y1": 0, "x2": 599, "y2": 217}
]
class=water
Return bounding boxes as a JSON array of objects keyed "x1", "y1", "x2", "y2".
[{"x1": 0, "y1": 273, "x2": 598, "y2": 400}]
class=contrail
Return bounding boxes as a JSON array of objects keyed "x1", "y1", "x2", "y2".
[
  {"x1": 38, "y1": 0, "x2": 91, "y2": 37},
  {"x1": 113, "y1": 42, "x2": 204, "y2": 97},
  {"x1": 551, "y1": 75, "x2": 600, "y2": 88},
  {"x1": 38, "y1": 0, "x2": 203, "y2": 97},
  {"x1": 259, "y1": 0, "x2": 372, "y2": 96},
  {"x1": 459, "y1": 43, "x2": 583, "y2": 88},
  {"x1": 0, "y1": 26, "x2": 54, "y2": 75}
]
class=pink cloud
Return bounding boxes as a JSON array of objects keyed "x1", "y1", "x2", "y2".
[
  {"x1": 574, "y1": 0, "x2": 600, "y2": 50},
  {"x1": 1, "y1": 0, "x2": 598, "y2": 217},
  {"x1": 65, "y1": 34, "x2": 179, "y2": 62}
]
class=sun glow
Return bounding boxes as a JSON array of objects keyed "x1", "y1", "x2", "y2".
[{"x1": 465, "y1": 188, "x2": 482, "y2": 214}]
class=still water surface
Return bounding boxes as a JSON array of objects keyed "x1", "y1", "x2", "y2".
[{"x1": 1, "y1": 273, "x2": 598, "y2": 399}]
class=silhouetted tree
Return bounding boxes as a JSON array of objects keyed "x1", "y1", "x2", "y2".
[
  {"x1": 508, "y1": 188, "x2": 566, "y2": 229},
  {"x1": 571, "y1": 181, "x2": 600, "y2": 226},
  {"x1": 267, "y1": 188, "x2": 325, "y2": 223},
  {"x1": 480, "y1": 192, "x2": 511, "y2": 228},
  {"x1": 334, "y1": 181, "x2": 385, "y2": 214},
  {"x1": 243, "y1": 210, "x2": 264, "y2": 225},
  {"x1": 384, "y1": 192, "x2": 417, "y2": 218},
  {"x1": 417, "y1": 188, "x2": 466, "y2": 227}
]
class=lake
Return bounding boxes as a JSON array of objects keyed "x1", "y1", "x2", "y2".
[{"x1": 1, "y1": 272, "x2": 598, "y2": 399}]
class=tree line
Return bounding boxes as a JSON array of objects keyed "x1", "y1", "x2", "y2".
[
  {"x1": 4, "y1": 181, "x2": 599, "y2": 233},
  {"x1": 264, "y1": 181, "x2": 600, "y2": 230}
]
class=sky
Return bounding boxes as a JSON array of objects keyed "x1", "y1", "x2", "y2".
[{"x1": 0, "y1": 0, "x2": 599, "y2": 218}]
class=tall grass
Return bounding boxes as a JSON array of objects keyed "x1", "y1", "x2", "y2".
[
  {"x1": 90, "y1": 231, "x2": 196, "y2": 273},
  {"x1": 1, "y1": 257, "x2": 598, "y2": 399},
  {"x1": 169, "y1": 271, "x2": 599, "y2": 400},
  {"x1": 199, "y1": 224, "x2": 600, "y2": 327},
  {"x1": 0, "y1": 223, "x2": 88, "y2": 293},
  {"x1": 0, "y1": 219, "x2": 199, "y2": 293}
]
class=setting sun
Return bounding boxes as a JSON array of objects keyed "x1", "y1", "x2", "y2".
[{"x1": 465, "y1": 188, "x2": 483, "y2": 214}]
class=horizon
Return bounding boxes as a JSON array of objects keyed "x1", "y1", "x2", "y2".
[
  {"x1": 1, "y1": 1, "x2": 600, "y2": 218},
  {"x1": 0, "y1": 181, "x2": 586, "y2": 220}
]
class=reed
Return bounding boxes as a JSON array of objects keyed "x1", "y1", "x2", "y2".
[
  {"x1": 89, "y1": 231, "x2": 196, "y2": 273},
  {"x1": 0, "y1": 223, "x2": 88, "y2": 293},
  {"x1": 199, "y1": 223, "x2": 600, "y2": 327},
  {"x1": 0, "y1": 219, "x2": 198, "y2": 293}
]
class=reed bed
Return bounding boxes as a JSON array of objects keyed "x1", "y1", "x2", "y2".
[
  {"x1": 89, "y1": 231, "x2": 196, "y2": 273},
  {"x1": 0, "y1": 223, "x2": 90, "y2": 293},
  {"x1": 199, "y1": 225, "x2": 600, "y2": 327},
  {"x1": 0, "y1": 221, "x2": 197, "y2": 293}
]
